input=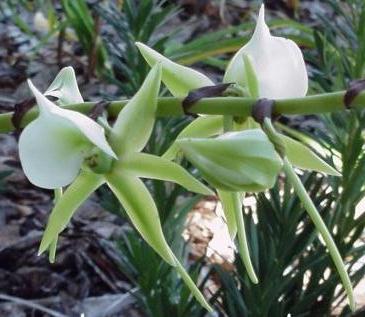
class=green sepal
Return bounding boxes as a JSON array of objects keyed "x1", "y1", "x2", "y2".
[
  {"x1": 110, "y1": 63, "x2": 161, "y2": 157},
  {"x1": 217, "y1": 190, "x2": 238, "y2": 239},
  {"x1": 38, "y1": 171, "x2": 104, "y2": 255},
  {"x1": 136, "y1": 42, "x2": 214, "y2": 97},
  {"x1": 174, "y1": 255, "x2": 213, "y2": 312},
  {"x1": 242, "y1": 53, "x2": 259, "y2": 98},
  {"x1": 163, "y1": 115, "x2": 223, "y2": 161},
  {"x1": 116, "y1": 153, "x2": 213, "y2": 196},
  {"x1": 106, "y1": 172, "x2": 176, "y2": 265},
  {"x1": 281, "y1": 134, "x2": 341, "y2": 176}
]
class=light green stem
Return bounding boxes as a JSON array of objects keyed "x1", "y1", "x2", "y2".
[
  {"x1": 1, "y1": 89, "x2": 364, "y2": 133},
  {"x1": 232, "y1": 192, "x2": 259, "y2": 284},
  {"x1": 283, "y1": 158, "x2": 355, "y2": 311},
  {"x1": 49, "y1": 188, "x2": 63, "y2": 263}
]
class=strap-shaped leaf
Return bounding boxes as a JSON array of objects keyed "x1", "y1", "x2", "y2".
[
  {"x1": 217, "y1": 190, "x2": 237, "y2": 239},
  {"x1": 106, "y1": 173, "x2": 176, "y2": 265},
  {"x1": 116, "y1": 153, "x2": 213, "y2": 196},
  {"x1": 110, "y1": 64, "x2": 161, "y2": 156},
  {"x1": 136, "y1": 42, "x2": 214, "y2": 97},
  {"x1": 163, "y1": 115, "x2": 223, "y2": 160},
  {"x1": 38, "y1": 171, "x2": 104, "y2": 254},
  {"x1": 282, "y1": 134, "x2": 341, "y2": 176}
]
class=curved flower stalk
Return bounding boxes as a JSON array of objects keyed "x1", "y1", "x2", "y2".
[{"x1": 27, "y1": 64, "x2": 213, "y2": 311}]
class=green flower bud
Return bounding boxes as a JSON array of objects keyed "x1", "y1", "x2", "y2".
[{"x1": 177, "y1": 129, "x2": 282, "y2": 192}]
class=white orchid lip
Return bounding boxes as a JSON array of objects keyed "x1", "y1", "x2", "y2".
[
  {"x1": 44, "y1": 67, "x2": 84, "y2": 106},
  {"x1": 224, "y1": 4, "x2": 308, "y2": 99},
  {"x1": 19, "y1": 80, "x2": 116, "y2": 189}
]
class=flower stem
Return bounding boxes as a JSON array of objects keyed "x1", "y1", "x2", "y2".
[
  {"x1": 0, "y1": 89, "x2": 364, "y2": 133},
  {"x1": 282, "y1": 157, "x2": 355, "y2": 311}
]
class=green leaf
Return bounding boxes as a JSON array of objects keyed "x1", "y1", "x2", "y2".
[
  {"x1": 162, "y1": 115, "x2": 223, "y2": 160},
  {"x1": 116, "y1": 153, "x2": 213, "y2": 196},
  {"x1": 136, "y1": 42, "x2": 214, "y2": 97},
  {"x1": 38, "y1": 171, "x2": 104, "y2": 255},
  {"x1": 106, "y1": 172, "x2": 176, "y2": 265},
  {"x1": 217, "y1": 190, "x2": 238, "y2": 239},
  {"x1": 110, "y1": 63, "x2": 161, "y2": 156},
  {"x1": 281, "y1": 134, "x2": 341, "y2": 176}
]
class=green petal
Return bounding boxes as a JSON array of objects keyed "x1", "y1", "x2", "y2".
[
  {"x1": 163, "y1": 115, "x2": 223, "y2": 160},
  {"x1": 106, "y1": 173, "x2": 176, "y2": 265},
  {"x1": 38, "y1": 171, "x2": 104, "y2": 254},
  {"x1": 281, "y1": 134, "x2": 341, "y2": 176},
  {"x1": 232, "y1": 192, "x2": 258, "y2": 284},
  {"x1": 45, "y1": 66, "x2": 84, "y2": 106},
  {"x1": 136, "y1": 42, "x2": 214, "y2": 97},
  {"x1": 217, "y1": 190, "x2": 238, "y2": 239},
  {"x1": 116, "y1": 153, "x2": 213, "y2": 196},
  {"x1": 110, "y1": 64, "x2": 161, "y2": 156}
]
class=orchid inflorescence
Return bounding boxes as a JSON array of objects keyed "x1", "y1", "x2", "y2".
[{"x1": 5, "y1": 4, "x2": 358, "y2": 312}]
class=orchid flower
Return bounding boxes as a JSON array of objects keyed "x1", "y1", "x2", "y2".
[
  {"x1": 223, "y1": 4, "x2": 308, "y2": 99},
  {"x1": 19, "y1": 79, "x2": 116, "y2": 189},
  {"x1": 22, "y1": 64, "x2": 213, "y2": 311},
  {"x1": 136, "y1": 4, "x2": 345, "y2": 288}
]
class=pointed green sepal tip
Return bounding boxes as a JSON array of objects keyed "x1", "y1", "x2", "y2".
[
  {"x1": 282, "y1": 134, "x2": 341, "y2": 177},
  {"x1": 135, "y1": 41, "x2": 214, "y2": 97},
  {"x1": 114, "y1": 153, "x2": 214, "y2": 196},
  {"x1": 173, "y1": 256, "x2": 213, "y2": 312},
  {"x1": 110, "y1": 63, "x2": 162, "y2": 156}
]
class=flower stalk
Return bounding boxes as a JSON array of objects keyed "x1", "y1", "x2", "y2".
[{"x1": 1, "y1": 90, "x2": 364, "y2": 133}]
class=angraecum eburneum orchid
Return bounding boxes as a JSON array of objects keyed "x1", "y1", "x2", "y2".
[
  {"x1": 12, "y1": 4, "x2": 357, "y2": 312},
  {"x1": 19, "y1": 64, "x2": 214, "y2": 311},
  {"x1": 135, "y1": 4, "x2": 355, "y2": 310}
]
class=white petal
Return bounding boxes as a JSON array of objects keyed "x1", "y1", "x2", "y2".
[
  {"x1": 19, "y1": 116, "x2": 89, "y2": 189},
  {"x1": 45, "y1": 67, "x2": 84, "y2": 106},
  {"x1": 28, "y1": 80, "x2": 116, "y2": 159},
  {"x1": 224, "y1": 5, "x2": 308, "y2": 99},
  {"x1": 136, "y1": 42, "x2": 214, "y2": 97}
]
